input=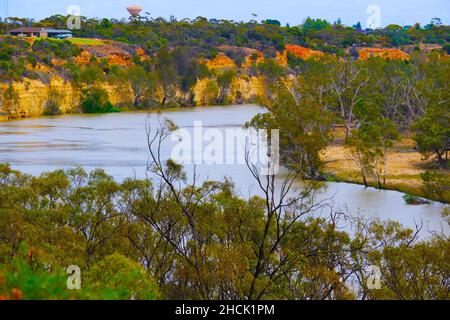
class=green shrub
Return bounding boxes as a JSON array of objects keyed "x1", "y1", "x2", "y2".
[
  {"x1": 86, "y1": 254, "x2": 158, "y2": 300},
  {"x1": 43, "y1": 88, "x2": 64, "y2": 116},
  {"x1": 421, "y1": 171, "x2": 450, "y2": 203},
  {"x1": 2, "y1": 85, "x2": 20, "y2": 118},
  {"x1": 80, "y1": 86, "x2": 118, "y2": 113},
  {"x1": 402, "y1": 193, "x2": 429, "y2": 205},
  {"x1": 0, "y1": 256, "x2": 158, "y2": 300},
  {"x1": 32, "y1": 39, "x2": 82, "y2": 60}
]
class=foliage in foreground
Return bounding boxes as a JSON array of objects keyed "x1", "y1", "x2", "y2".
[
  {"x1": 0, "y1": 163, "x2": 448, "y2": 300},
  {"x1": 0, "y1": 254, "x2": 157, "y2": 300}
]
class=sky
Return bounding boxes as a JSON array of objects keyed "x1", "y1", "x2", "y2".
[{"x1": 0, "y1": 0, "x2": 449, "y2": 27}]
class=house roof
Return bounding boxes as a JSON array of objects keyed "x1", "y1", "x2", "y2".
[
  {"x1": 8, "y1": 27, "x2": 73, "y2": 34},
  {"x1": 44, "y1": 29, "x2": 73, "y2": 34},
  {"x1": 8, "y1": 27, "x2": 44, "y2": 33}
]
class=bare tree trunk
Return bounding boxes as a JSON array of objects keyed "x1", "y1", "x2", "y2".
[{"x1": 362, "y1": 173, "x2": 368, "y2": 188}]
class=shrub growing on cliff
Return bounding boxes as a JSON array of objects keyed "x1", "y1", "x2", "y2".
[
  {"x1": 216, "y1": 69, "x2": 236, "y2": 104},
  {"x1": 32, "y1": 39, "x2": 82, "y2": 61},
  {"x1": 76, "y1": 65, "x2": 104, "y2": 87},
  {"x1": 80, "y1": 86, "x2": 118, "y2": 113},
  {"x1": 125, "y1": 65, "x2": 158, "y2": 108},
  {"x1": 43, "y1": 87, "x2": 64, "y2": 116},
  {"x1": 200, "y1": 80, "x2": 219, "y2": 106},
  {"x1": 1, "y1": 85, "x2": 21, "y2": 119}
]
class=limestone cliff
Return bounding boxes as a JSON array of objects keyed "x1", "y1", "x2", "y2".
[
  {"x1": 0, "y1": 77, "x2": 134, "y2": 119},
  {"x1": 193, "y1": 76, "x2": 266, "y2": 106},
  {"x1": 1, "y1": 78, "x2": 76, "y2": 118},
  {"x1": 284, "y1": 44, "x2": 325, "y2": 61},
  {"x1": 68, "y1": 38, "x2": 147, "y2": 67},
  {"x1": 202, "y1": 53, "x2": 237, "y2": 70},
  {"x1": 358, "y1": 48, "x2": 410, "y2": 60},
  {"x1": 0, "y1": 73, "x2": 266, "y2": 119}
]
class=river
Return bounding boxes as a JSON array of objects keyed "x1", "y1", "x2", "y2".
[{"x1": 0, "y1": 104, "x2": 447, "y2": 238}]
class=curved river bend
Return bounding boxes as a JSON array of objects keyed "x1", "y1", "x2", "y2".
[{"x1": 0, "y1": 105, "x2": 447, "y2": 238}]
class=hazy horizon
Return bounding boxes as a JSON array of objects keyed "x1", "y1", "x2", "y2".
[{"x1": 0, "y1": 0, "x2": 449, "y2": 27}]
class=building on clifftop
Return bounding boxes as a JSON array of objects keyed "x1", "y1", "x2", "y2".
[{"x1": 7, "y1": 27, "x2": 73, "y2": 39}]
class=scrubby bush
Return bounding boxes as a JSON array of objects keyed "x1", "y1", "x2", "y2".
[
  {"x1": 80, "y1": 86, "x2": 118, "y2": 113},
  {"x1": 32, "y1": 39, "x2": 82, "y2": 60},
  {"x1": 0, "y1": 256, "x2": 158, "y2": 300},
  {"x1": 421, "y1": 171, "x2": 450, "y2": 203},
  {"x1": 1, "y1": 85, "x2": 21, "y2": 118},
  {"x1": 86, "y1": 254, "x2": 158, "y2": 300},
  {"x1": 43, "y1": 87, "x2": 64, "y2": 116}
]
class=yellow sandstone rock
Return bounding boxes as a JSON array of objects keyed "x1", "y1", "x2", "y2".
[
  {"x1": 0, "y1": 77, "x2": 133, "y2": 119},
  {"x1": 358, "y1": 48, "x2": 410, "y2": 60},
  {"x1": 203, "y1": 53, "x2": 237, "y2": 70}
]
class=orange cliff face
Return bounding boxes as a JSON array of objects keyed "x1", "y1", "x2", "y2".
[
  {"x1": 358, "y1": 48, "x2": 410, "y2": 60},
  {"x1": 284, "y1": 44, "x2": 325, "y2": 60},
  {"x1": 218, "y1": 45, "x2": 265, "y2": 69},
  {"x1": 203, "y1": 53, "x2": 237, "y2": 70},
  {"x1": 73, "y1": 41, "x2": 147, "y2": 67},
  {"x1": 106, "y1": 53, "x2": 134, "y2": 67},
  {"x1": 276, "y1": 51, "x2": 288, "y2": 67},
  {"x1": 73, "y1": 50, "x2": 92, "y2": 65},
  {"x1": 204, "y1": 44, "x2": 325, "y2": 70}
]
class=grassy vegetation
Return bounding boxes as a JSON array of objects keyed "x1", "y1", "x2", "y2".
[
  {"x1": 330, "y1": 173, "x2": 426, "y2": 200},
  {"x1": 321, "y1": 131, "x2": 450, "y2": 204},
  {"x1": 67, "y1": 37, "x2": 105, "y2": 46},
  {"x1": 325, "y1": 163, "x2": 449, "y2": 204}
]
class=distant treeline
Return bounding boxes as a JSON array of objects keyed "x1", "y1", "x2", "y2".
[{"x1": 1, "y1": 15, "x2": 449, "y2": 56}]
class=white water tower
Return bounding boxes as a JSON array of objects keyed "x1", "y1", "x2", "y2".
[{"x1": 127, "y1": 5, "x2": 143, "y2": 17}]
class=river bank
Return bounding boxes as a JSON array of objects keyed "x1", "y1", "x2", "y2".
[
  {"x1": 0, "y1": 105, "x2": 448, "y2": 237},
  {"x1": 323, "y1": 142, "x2": 449, "y2": 204},
  {"x1": 1, "y1": 104, "x2": 448, "y2": 204}
]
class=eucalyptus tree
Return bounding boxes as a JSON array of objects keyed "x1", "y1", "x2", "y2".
[
  {"x1": 347, "y1": 116, "x2": 400, "y2": 188},
  {"x1": 138, "y1": 116, "x2": 363, "y2": 300},
  {"x1": 329, "y1": 57, "x2": 371, "y2": 139},
  {"x1": 125, "y1": 65, "x2": 158, "y2": 107}
]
